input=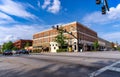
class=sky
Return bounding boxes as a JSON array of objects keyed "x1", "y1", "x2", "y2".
[{"x1": 0, "y1": 0, "x2": 120, "y2": 45}]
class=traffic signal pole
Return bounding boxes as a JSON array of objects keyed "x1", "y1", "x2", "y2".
[
  {"x1": 104, "y1": 0, "x2": 109, "y2": 11},
  {"x1": 52, "y1": 25, "x2": 81, "y2": 52}
]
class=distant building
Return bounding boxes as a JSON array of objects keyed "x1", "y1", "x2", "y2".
[
  {"x1": 98, "y1": 37, "x2": 106, "y2": 51},
  {"x1": 33, "y1": 21, "x2": 98, "y2": 52},
  {"x1": 14, "y1": 39, "x2": 32, "y2": 49},
  {"x1": 25, "y1": 46, "x2": 33, "y2": 51},
  {"x1": 98, "y1": 37, "x2": 112, "y2": 51},
  {"x1": 105, "y1": 40, "x2": 112, "y2": 50},
  {"x1": 111, "y1": 42, "x2": 119, "y2": 50}
]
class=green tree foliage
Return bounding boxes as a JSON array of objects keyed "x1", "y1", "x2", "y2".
[
  {"x1": 55, "y1": 27, "x2": 67, "y2": 49},
  {"x1": 117, "y1": 47, "x2": 120, "y2": 51},
  {"x1": 12, "y1": 46, "x2": 18, "y2": 50},
  {"x1": 2, "y1": 41, "x2": 14, "y2": 51},
  {"x1": 93, "y1": 41, "x2": 99, "y2": 51},
  {"x1": 25, "y1": 42, "x2": 30, "y2": 47}
]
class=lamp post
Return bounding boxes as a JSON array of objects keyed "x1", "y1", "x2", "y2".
[{"x1": 52, "y1": 25, "x2": 81, "y2": 52}]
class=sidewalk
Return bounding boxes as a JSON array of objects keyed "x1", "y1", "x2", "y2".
[
  {"x1": 31, "y1": 51, "x2": 120, "y2": 60},
  {"x1": 30, "y1": 51, "x2": 120, "y2": 68}
]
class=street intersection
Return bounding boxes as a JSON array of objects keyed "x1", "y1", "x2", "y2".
[{"x1": 0, "y1": 51, "x2": 120, "y2": 77}]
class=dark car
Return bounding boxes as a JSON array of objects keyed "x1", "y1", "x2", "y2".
[
  {"x1": 3, "y1": 50, "x2": 13, "y2": 56},
  {"x1": 15, "y1": 50, "x2": 21, "y2": 54},
  {"x1": 16, "y1": 50, "x2": 29, "y2": 54}
]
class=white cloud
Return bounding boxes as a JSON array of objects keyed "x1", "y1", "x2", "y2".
[
  {"x1": 42, "y1": 0, "x2": 61, "y2": 14},
  {"x1": 3, "y1": 35, "x2": 19, "y2": 43},
  {"x1": 37, "y1": 1, "x2": 41, "y2": 8},
  {"x1": 47, "y1": 0, "x2": 61, "y2": 14},
  {"x1": 108, "y1": 4, "x2": 120, "y2": 20},
  {"x1": 0, "y1": 12, "x2": 15, "y2": 24},
  {"x1": 0, "y1": 25, "x2": 47, "y2": 45},
  {"x1": 82, "y1": 4, "x2": 120, "y2": 24},
  {"x1": 0, "y1": 0, "x2": 36, "y2": 19},
  {"x1": 113, "y1": 24, "x2": 120, "y2": 28},
  {"x1": 42, "y1": 0, "x2": 51, "y2": 9},
  {"x1": 101, "y1": 32, "x2": 120, "y2": 43}
]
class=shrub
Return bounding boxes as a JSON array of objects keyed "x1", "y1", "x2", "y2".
[
  {"x1": 32, "y1": 49, "x2": 42, "y2": 53},
  {"x1": 117, "y1": 47, "x2": 120, "y2": 51},
  {"x1": 0, "y1": 51, "x2": 3, "y2": 54}
]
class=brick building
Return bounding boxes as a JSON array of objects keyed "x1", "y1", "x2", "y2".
[
  {"x1": 33, "y1": 21, "x2": 98, "y2": 52},
  {"x1": 98, "y1": 37, "x2": 112, "y2": 51},
  {"x1": 14, "y1": 39, "x2": 32, "y2": 49}
]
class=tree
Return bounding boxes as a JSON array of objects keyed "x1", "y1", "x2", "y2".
[
  {"x1": 2, "y1": 41, "x2": 14, "y2": 51},
  {"x1": 12, "y1": 46, "x2": 18, "y2": 50},
  {"x1": 55, "y1": 27, "x2": 67, "y2": 49},
  {"x1": 25, "y1": 42, "x2": 30, "y2": 47},
  {"x1": 93, "y1": 41, "x2": 99, "y2": 51}
]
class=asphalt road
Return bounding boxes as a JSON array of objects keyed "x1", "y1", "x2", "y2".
[{"x1": 0, "y1": 51, "x2": 120, "y2": 77}]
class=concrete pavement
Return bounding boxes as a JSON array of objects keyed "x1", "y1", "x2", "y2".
[
  {"x1": 29, "y1": 51, "x2": 120, "y2": 67},
  {"x1": 0, "y1": 55, "x2": 98, "y2": 77},
  {"x1": 37, "y1": 51, "x2": 120, "y2": 59},
  {"x1": 0, "y1": 51, "x2": 120, "y2": 77}
]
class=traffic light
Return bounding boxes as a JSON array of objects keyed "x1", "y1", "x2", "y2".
[
  {"x1": 102, "y1": 5, "x2": 106, "y2": 14},
  {"x1": 96, "y1": 0, "x2": 109, "y2": 15},
  {"x1": 96, "y1": 0, "x2": 101, "y2": 4},
  {"x1": 56, "y1": 25, "x2": 59, "y2": 30}
]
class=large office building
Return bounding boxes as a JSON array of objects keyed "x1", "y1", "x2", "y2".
[
  {"x1": 33, "y1": 21, "x2": 98, "y2": 52},
  {"x1": 98, "y1": 37, "x2": 112, "y2": 51}
]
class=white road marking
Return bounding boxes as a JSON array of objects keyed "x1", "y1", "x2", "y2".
[{"x1": 90, "y1": 60, "x2": 120, "y2": 77}]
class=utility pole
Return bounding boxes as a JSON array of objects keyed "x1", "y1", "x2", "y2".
[{"x1": 96, "y1": 0, "x2": 109, "y2": 14}]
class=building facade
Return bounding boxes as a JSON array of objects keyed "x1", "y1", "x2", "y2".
[
  {"x1": 0, "y1": 45, "x2": 2, "y2": 52},
  {"x1": 98, "y1": 37, "x2": 112, "y2": 51},
  {"x1": 33, "y1": 21, "x2": 98, "y2": 52},
  {"x1": 14, "y1": 39, "x2": 33, "y2": 49}
]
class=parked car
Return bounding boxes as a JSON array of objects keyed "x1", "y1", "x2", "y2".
[
  {"x1": 15, "y1": 50, "x2": 21, "y2": 54},
  {"x1": 3, "y1": 50, "x2": 13, "y2": 56},
  {"x1": 16, "y1": 50, "x2": 29, "y2": 54}
]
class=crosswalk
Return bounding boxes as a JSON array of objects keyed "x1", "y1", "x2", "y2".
[{"x1": 90, "y1": 60, "x2": 120, "y2": 77}]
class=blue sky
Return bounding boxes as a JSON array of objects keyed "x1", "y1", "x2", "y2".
[{"x1": 0, "y1": 0, "x2": 120, "y2": 44}]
